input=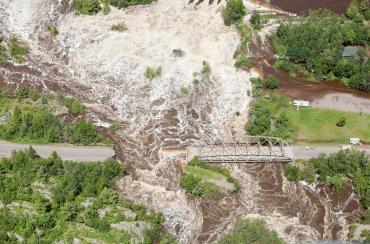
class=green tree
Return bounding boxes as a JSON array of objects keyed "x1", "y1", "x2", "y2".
[
  {"x1": 72, "y1": 0, "x2": 101, "y2": 15},
  {"x1": 68, "y1": 120, "x2": 99, "y2": 145},
  {"x1": 336, "y1": 117, "x2": 346, "y2": 127},
  {"x1": 110, "y1": 0, "x2": 154, "y2": 9},
  {"x1": 359, "y1": 0, "x2": 370, "y2": 20},
  {"x1": 218, "y1": 218, "x2": 284, "y2": 244},
  {"x1": 347, "y1": 0, "x2": 361, "y2": 19},
  {"x1": 15, "y1": 85, "x2": 29, "y2": 99},
  {"x1": 250, "y1": 11, "x2": 262, "y2": 30},
  {"x1": 222, "y1": 0, "x2": 246, "y2": 26},
  {"x1": 264, "y1": 75, "x2": 279, "y2": 90},
  {"x1": 285, "y1": 164, "x2": 300, "y2": 181}
]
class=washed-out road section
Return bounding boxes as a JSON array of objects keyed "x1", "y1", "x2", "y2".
[{"x1": 0, "y1": 141, "x2": 115, "y2": 162}]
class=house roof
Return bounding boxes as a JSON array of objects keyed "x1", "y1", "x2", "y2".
[{"x1": 342, "y1": 46, "x2": 358, "y2": 57}]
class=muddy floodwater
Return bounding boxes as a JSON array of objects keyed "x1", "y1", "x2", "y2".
[
  {"x1": 0, "y1": 0, "x2": 369, "y2": 243},
  {"x1": 249, "y1": 38, "x2": 370, "y2": 113},
  {"x1": 255, "y1": 0, "x2": 352, "y2": 14}
]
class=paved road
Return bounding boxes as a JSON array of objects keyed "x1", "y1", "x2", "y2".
[
  {"x1": 293, "y1": 146, "x2": 370, "y2": 159},
  {"x1": 0, "y1": 141, "x2": 115, "y2": 162}
]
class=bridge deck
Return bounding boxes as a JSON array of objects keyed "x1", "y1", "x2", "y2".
[{"x1": 187, "y1": 138, "x2": 293, "y2": 163}]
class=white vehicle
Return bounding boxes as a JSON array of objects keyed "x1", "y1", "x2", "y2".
[{"x1": 349, "y1": 138, "x2": 361, "y2": 145}]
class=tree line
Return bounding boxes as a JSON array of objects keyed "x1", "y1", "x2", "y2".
[
  {"x1": 72, "y1": 0, "x2": 155, "y2": 15},
  {"x1": 285, "y1": 149, "x2": 370, "y2": 211},
  {"x1": 0, "y1": 86, "x2": 102, "y2": 145},
  {"x1": 0, "y1": 149, "x2": 175, "y2": 243},
  {"x1": 273, "y1": 3, "x2": 370, "y2": 92}
]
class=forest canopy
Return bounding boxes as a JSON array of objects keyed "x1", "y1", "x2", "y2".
[
  {"x1": 285, "y1": 149, "x2": 370, "y2": 209},
  {"x1": 273, "y1": 7, "x2": 370, "y2": 92},
  {"x1": 0, "y1": 149, "x2": 172, "y2": 243}
]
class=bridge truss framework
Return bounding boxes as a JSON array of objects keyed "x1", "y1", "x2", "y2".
[{"x1": 194, "y1": 136, "x2": 293, "y2": 163}]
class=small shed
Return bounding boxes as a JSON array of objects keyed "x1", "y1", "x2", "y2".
[
  {"x1": 349, "y1": 138, "x2": 360, "y2": 145},
  {"x1": 293, "y1": 100, "x2": 310, "y2": 107},
  {"x1": 342, "y1": 46, "x2": 358, "y2": 58}
]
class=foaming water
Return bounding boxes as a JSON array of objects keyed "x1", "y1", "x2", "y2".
[
  {"x1": 0, "y1": 0, "x2": 365, "y2": 243},
  {"x1": 196, "y1": 163, "x2": 362, "y2": 243}
]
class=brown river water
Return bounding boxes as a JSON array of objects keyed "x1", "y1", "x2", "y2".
[
  {"x1": 255, "y1": 0, "x2": 352, "y2": 14},
  {"x1": 0, "y1": 0, "x2": 368, "y2": 243}
]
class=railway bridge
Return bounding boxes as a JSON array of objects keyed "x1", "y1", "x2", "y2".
[{"x1": 186, "y1": 136, "x2": 293, "y2": 163}]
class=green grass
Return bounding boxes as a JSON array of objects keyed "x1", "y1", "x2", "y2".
[
  {"x1": 62, "y1": 223, "x2": 134, "y2": 243},
  {"x1": 259, "y1": 92, "x2": 370, "y2": 144},
  {"x1": 287, "y1": 107, "x2": 370, "y2": 144},
  {"x1": 185, "y1": 165, "x2": 225, "y2": 181},
  {"x1": 180, "y1": 158, "x2": 239, "y2": 198}
]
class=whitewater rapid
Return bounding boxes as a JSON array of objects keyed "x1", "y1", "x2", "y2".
[{"x1": 0, "y1": 0, "x2": 363, "y2": 243}]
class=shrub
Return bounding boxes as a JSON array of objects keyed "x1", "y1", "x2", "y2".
[
  {"x1": 361, "y1": 230, "x2": 370, "y2": 242},
  {"x1": 15, "y1": 85, "x2": 30, "y2": 99},
  {"x1": 250, "y1": 77, "x2": 263, "y2": 90},
  {"x1": 111, "y1": 22, "x2": 127, "y2": 32},
  {"x1": 348, "y1": 224, "x2": 356, "y2": 239},
  {"x1": 250, "y1": 11, "x2": 262, "y2": 30},
  {"x1": 9, "y1": 38, "x2": 28, "y2": 63},
  {"x1": 180, "y1": 86, "x2": 189, "y2": 95},
  {"x1": 347, "y1": 0, "x2": 361, "y2": 20},
  {"x1": 72, "y1": 0, "x2": 101, "y2": 15},
  {"x1": 361, "y1": 209, "x2": 370, "y2": 224},
  {"x1": 202, "y1": 182, "x2": 218, "y2": 199},
  {"x1": 235, "y1": 57, "x2": 252, "y2": 70},
  {"x1": 68, "y1": 120, "x2": 99, "y2": 145},
  {"x1": 110, "y1": 122, "x2": 122, "y2": 131},
  {"x1": 180, "y1": 174, "x2": 202, "y2": 197},
  {"x1": 273, "y1": 59, "x2": 295, "y2": 73},
  {"x1": 102, "y1": 0, "x2": 111, "y2": 14},
  {"x1": 264, "y1": 75, "x2": 279, "y2": 90},
  {"x1": 218, "y1": 218, "x2": 284, "y2": 244},
  {"x1": 29, "y1": 89, "x2": 40, "y2": 101},
  {"x1": 63, "y1": 97, "x2": 85, "y2": 114},
  {"x1": 0, "y1": 43, "x2": 9, "y2": 63},
  {"x1": 222, "y1": 0, "x2": 246, "y2": 26},
  {"x1": 47, "y1": 26, "x2": 59, "y2": 36},
  {"x1": 144, "y1": 66, "x2": 162, "y2": 80},
  {"x1": 201, "y1": 61, "x2": 212, "y2": 75},
  {"x1": 285, "y1": 164, "x2": 300, "y2": 181},
  {"x1": 326, "y1": 175, "x2": 348, "y2": 189},
  {"x1": 336, "y1": 117, "x2": 346, "y2": 127},
  {"x1": 110, "y1": 0, "x2": 154, "y2": 9}
]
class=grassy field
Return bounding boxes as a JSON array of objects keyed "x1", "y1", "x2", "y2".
[
  {"x1": 258, "y1": 92, "x2": 370, "y2": 144},
  {"x1": 185, "y1": 165, "x2": 224, "y2": 181},
  {"x1": 184, "y1": 165, "x2": 235, "y2": 191}
]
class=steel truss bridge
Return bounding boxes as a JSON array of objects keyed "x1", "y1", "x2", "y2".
[{"x1": 189, "y1": 136, "x2": 293, "y2": 163}]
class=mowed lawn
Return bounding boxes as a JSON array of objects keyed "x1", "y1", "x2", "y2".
[
  {"x1": 266, "y1": 93, "x2": 370, "y2": 144},
  {"x1": 287, "y1": 107, "x2": 370, "y2": 144}
]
